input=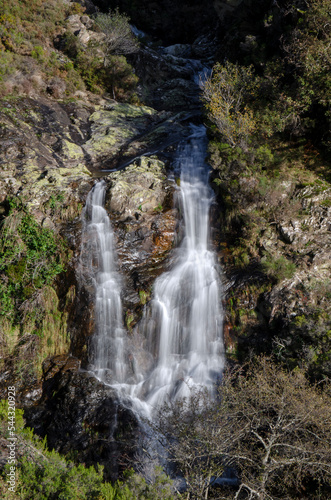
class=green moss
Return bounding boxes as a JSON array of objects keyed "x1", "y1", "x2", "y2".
[
  {"x1": 62, "y1": 140, "x2": 85, "y2": 161},
  {"x1": 126, "y1": 311, "x2": 134, "y2": 330},
  {"x1": 138, "y1": 290, "x2": 147, "y2": 305},
  {"x1": 6, "y1": 258, "x2": 27, "y2": 283}
]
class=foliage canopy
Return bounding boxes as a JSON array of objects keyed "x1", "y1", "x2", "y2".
[{"x1": 152, "y1": 357, "x2": 331, "y2": 499}]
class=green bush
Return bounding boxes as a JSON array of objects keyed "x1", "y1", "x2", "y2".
[
  {"x1": 262, "y1": 254, "x2": 296, "y2": 282},
  {"x1": 0, "y1": 199, "x2": 66, "y2": 318},
  {"x1": 31, "y1": 45, "x2": 44, "y2": 61},
  {"x1": 0, "y1": 50, "x2": 15, "y2": 80},
  {"x1": 0, "y1": 401, "x2": 175, "y2": 500},
  {"x1": 202, "y1": 62, "x2": 257, "y2": 149},
  {"x1": 94, "y1": 9, "x2": 139, "y2": 57},
  {"x1": 16, "y1": 457, "x2": 105, "y2": 500},
  {"x1": 255, "y1": 144, "x2": 274, "y2": 167}
]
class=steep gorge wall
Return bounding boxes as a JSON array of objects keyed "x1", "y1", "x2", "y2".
[
  {"x1": 0, "y1": 94, "x2": 192, "y2": 402},
  {"x1": 0, "y1": 0, "x2": 330, "y2": 485}
]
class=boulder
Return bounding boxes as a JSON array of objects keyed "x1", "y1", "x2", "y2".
[
  {"x1": 163, "y1": 44, "x2": 192, "y2": 58},
  {"x1": 104, "y1": 156, "x2": 179, "y2": 325},
  {"x1": 25, "y1": 369, "x2": 139, "y2": 480}
]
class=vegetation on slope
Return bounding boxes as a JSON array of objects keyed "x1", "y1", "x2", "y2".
[
  {"x1": 0, "y1": 196, "x2": 71, "y2": 391},
  {"x1": 0, "y1": 198, "x2": 66, "y2": 318},
  {"x1": 202, "y1": 0, "x2": 331, "y2": 379},
  {"x1": 0, "y1": 401, "x2": 175, "y2": 499},
  {"x1": 0, "y1": 0, "x2": 138, "y2": 100}
]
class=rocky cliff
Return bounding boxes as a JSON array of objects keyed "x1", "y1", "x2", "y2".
[
  {"x1": 0, "y1": 21, "x2": 202, "y2": 474},
  {"x1": 0, "y1": 0, "x2": 330, "y2": 485}
]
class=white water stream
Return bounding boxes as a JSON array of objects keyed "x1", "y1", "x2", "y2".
[
  {"x1": 81, "y1": 183, "x2": 128, "y2": 384},
  {"x1": 82, "y1": 125, "x2": 224, "y2": 417}
]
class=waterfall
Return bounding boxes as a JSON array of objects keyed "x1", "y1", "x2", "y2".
[
  {"x1": 81, "y1": 181, "x2": 128, "y2": 384},
  {"x1": 129, "y1": 125, "x2": 224, "y2": 409},
  {"x1": 82, "y1": 125, "x2": 224, "y2": 415}
]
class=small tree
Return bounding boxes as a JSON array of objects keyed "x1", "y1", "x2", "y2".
[
  {"x1": 202, "y1": 62, "x2": 256, "y2": 150},
  {"x1": 93, "y1": 9, "x2": 139, "y2": 100},
  {"x1": 94, "y1": 9, "x2": 139, "y2": 61},
  {"x1": 153, "y1": 390, "x2": 227, "y2": 500}
]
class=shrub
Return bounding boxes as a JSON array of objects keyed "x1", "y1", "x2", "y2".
[
  {"x1": 0, "y1": 50, "x2": 15, "y2": 80},
  {"x1": 31, "y1": 45, "x2": 44, "y2": 61},
  {"x1": 262, "y1": 254, "x2": 296, "y2": 282},
  {"x1": 63, "y1": 31, "x2": 138, "y2": 99},
  {"x1": 254, "y1": 144, "x2": 274, "y2": 167},
  {"x1": 202, "y1": 62, "x2": 256, "y2": 149},
  {"x1": 0, "y1": 199, "x2": 66, "y2": 318},
  {"x1": 106, "y1": 55, "x2": 138, "y2": 101},
  {"x1": 94, "y1": 8, "x2": 139, "y2": 59}
]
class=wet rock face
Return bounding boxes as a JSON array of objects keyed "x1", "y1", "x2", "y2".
[
  {"x1": 71, "y1": 104, "x2": 192, "y2": 362},
  {"x1": 0, "y1": 96, "x2": 192, "y2": 376},
  {"x1": 25, "y1": 360, "x2": 138, "y2": 480},
  {"x1": 104, "y1": 156, "x2": 179, "y2": 326}
]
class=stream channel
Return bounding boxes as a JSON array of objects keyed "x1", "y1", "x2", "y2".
[
  {"x1": 82, "y1": 123, "x2": 225, "y2": 418},
  {"x1": 76, "y1": 49, "x2": 226, "y2": 486}
]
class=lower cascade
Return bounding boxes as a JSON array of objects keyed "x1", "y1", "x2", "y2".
[{"x1": 82, "y1": 124, "x2": 224, "y2": 416}]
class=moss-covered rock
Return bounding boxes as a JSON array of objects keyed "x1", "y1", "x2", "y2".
[
  {"x1": 107, "y1": 155, "x2": 167, "y2": 216},
  {"x1": 84, "y1": 103, "x2": 157, "y2": 158}
]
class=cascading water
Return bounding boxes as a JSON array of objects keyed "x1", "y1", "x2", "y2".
[
  {"x1": 126, "y1": 125, "x2": 224, "y2": 410},
  {"x1": 82, "y1": 125, "x2": 224, "y2": 416},
  {"x1": 81, "y1": 181, "x2": 128, "y2": 384}
]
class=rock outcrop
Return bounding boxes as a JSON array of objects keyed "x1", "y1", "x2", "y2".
[
  {"x1": 211, "y1": 152, "x2": 331, "y2": 378},
  {"x1": 0, "y1": 94, "x2": 192, "y2": 401},
  {"x1": 25, "y1": 355, "x2": 138, "y2": 481}
]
